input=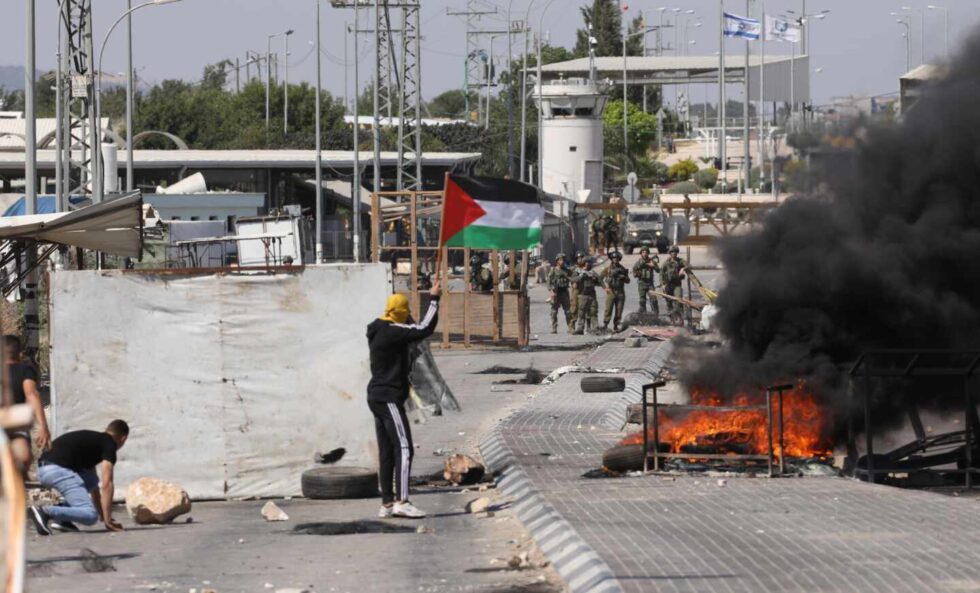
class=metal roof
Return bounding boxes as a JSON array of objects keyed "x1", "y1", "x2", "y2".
[
  {"x1": 0, "y1": 117, "x2": 110, "y2": 149},
  {"x1": 542, "y1": 54, "x2": 796, "y2": 74},
  {"x1": 900, "y1": 64, "x2": 946, "y2": 82},
  {"x1": 0, "y1": 149, "x2": 480, "y2": 171}
]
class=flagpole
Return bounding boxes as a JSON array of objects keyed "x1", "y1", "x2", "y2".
[
  {"x1": 437, "y1": 171, "x2": 450, "y2": 278},
  {"x1": 759, "y1": 2, "x2": 766, "y2": 189},
  {"x1": 719, "y1": 0, "x2": 727, "y2": 192},
  {"x1": 743, "y1": 0, "x2": 750, "y2": 196}
]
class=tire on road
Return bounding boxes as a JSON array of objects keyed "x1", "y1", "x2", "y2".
[
  {"x1": 601, "y1": 443, "x2": 669, "y2": 472},
  {"x1": 301, "y1": 466, "x2": 378, "y2": 500},
  {"x1": 602, "y1": 444, "x2": 646, "y2": 472},
  {"x1": 580, "y1": 376, "x2": 626, "y2": 393}
]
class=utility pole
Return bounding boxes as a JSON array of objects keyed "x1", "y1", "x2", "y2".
[
  {"x1": 284, "y1": 31, "x2": 292, "y2": 135},
  {"x1": 25, "y1": 0, "x2": 39, "y2": 358},
  {"x1": 719, "y1": 0, "x2": 727, "y2": 192},
  {"x1": 447, "y1": 2, "x2": 498, "y2": 124}
]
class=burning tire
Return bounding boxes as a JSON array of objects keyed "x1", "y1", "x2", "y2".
[
  {"x1": 301, "y1": 467, "x2": 378, "y2": 500},
  {"x1": 581, "y1": 376, "x2": 626, "y2": 393}
]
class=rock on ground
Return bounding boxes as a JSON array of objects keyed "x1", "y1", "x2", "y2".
[
  {"x1": 125, "y1": 478, "x2": 192, "y2": 525},
  {"x1": 466, "y1": 497, "x2": 492, "y2": 514},
  {"x1": 261, "y1": 501, "x2": 289, "y2": 522},
  {"x1": 443, "y1": 454, "x2": 485, "y2": 485}
]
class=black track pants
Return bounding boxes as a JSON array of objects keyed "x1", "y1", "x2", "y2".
[{"x1": 368, "y1": 400, "x2": 414, "y2": 504}]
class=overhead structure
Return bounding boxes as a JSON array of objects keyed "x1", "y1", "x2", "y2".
[
  {"x1": 332, "y1": 0, "x2": 423, "y2": 192},
  {"x1": 57, "y1": 0, "x2": 101, "y2": 205}
]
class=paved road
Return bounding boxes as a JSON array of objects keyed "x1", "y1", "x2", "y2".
[
  {"x1": 25, "y1": 347, "x2": 587, "y2": 593},
  {"x1": 487, "y1": 337, "x2": 980, "y2": 593}
]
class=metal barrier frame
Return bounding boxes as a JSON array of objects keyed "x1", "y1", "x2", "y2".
[{"x1": 641, "y1": 381, "x2": 792, "y2": 477}]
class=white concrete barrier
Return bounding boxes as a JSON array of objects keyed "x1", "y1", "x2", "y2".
[{"x1": 50, "y1": 264, "x2": 390, "y2": 499}]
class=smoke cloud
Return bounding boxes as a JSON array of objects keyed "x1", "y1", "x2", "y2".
[{"x1": 683, "y1": 33, "x2": 980, "y2": 443}]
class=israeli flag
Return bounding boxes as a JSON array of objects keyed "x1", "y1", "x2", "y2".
[
  {"x1": 765, "y1": 15, "x2": 801, "y2": 43},
  {"x1": 724, "y1": 12, "x2": 761, "y2": 40}
]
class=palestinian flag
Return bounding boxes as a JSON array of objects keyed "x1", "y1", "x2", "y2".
[{"x1": 439, "y1": 175, "x2": 545, "y2": 250}]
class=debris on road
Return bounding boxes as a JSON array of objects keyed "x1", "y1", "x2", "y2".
[
  {"x1": 624, "y1": 336, "x2": 645, "y2": 348},
  {"x1": 313, "y1": 447, "x2": 346, "y2": 464},
  {"x1": 261, "y1": 501, "x2": 289, "y2": 522},
  {"x1": 80, "y1": 548, "x2": 116, "y2": 573},
  {"x1": 443, "y1": 454, "x2": 486, "y2": 485},
  {"x1": 125, "y1": 478, "x2": 192, "y2": 525},
  {"x1": 466, "y1": 497, "x2": 492, "y2": 514},
  {"x1": 508, "y1": 552, "x2": 530, "y2": 569}
]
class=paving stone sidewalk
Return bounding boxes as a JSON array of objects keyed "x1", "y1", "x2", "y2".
[{"x1": 483, "y1": 339, "x2": 980, "y2": 593}]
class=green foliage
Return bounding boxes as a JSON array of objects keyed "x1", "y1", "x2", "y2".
[
  {"x1": 693, "y1": 167, "x2": 719, "y2": 190},
  {"x1": 426, "y1": 90, "x2": 469, "y2": 119},
  {"x1": 667, "y1": 181, "x2": 700, "y2": 194},
  {"x1": 787, "y1": 130, "x2": 820, "y2": 152},
  {"x1": 667, "y1": 158, "x2": 699, "y2": 182},
  {"x1": 574, "y1": 0, "x2": 643, "y2": 58},
  {"x1": 635, "y1": 158, "x2": 669, "y2": 185},
  {"x1": 603, "y1": 100, "x2": 658, "y2": 158}
]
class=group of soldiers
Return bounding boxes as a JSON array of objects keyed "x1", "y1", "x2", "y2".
[{"x1": 547, "y1": 246, "x2": 688, "y2": 334}]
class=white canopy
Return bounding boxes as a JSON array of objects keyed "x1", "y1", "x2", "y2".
[{"x1": 0, "y1": 193, "x2": 143, "y2": 257}]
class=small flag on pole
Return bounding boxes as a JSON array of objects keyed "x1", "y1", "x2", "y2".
[
  {"x1": 764, "y1": 15, "x2": 801, "y2": 43},
  {"x1": 439, "y1": 175, "x2": 545, "y2": 250},
  {"x1": 724, "y1": 12, "x2": 761, "y2": 40}
]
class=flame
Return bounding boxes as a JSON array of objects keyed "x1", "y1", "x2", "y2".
[{"x1": 621, "y1": 381, "x2": 832, "y2": 459}]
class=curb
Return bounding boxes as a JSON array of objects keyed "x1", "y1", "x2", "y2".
[
  {"x1": 480, "y1": 339, "x2": 673, "y2": 593},
  {"x1": 480, "y1": 432, "x2": 624, "y2": 593}
]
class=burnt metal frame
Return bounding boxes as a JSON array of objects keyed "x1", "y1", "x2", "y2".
[
  {"x1": 641, "y1": 381, "x2": 793, "y2": 476},
  {"x1": 848, "y1": 349, "x2": 980, "y2": 489}
]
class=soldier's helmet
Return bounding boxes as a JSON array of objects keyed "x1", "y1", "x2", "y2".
[
  {"x1": 639, "y1": 246, "x2": 650, "y2": 254},
  {"x1": 575, "y1": 251, "x2": 586, "y2": 260},
  {"x1": 609, "y1": 251, "x2": 622, "y2": 260},
  {"x1": 555, "y1": 253, "x2": 566, "y2": 263},
  {"x1": 669, "y1": 245, "x2": 680, "y2": 254},
  {"x1": 470, "y1": 254, "x2": 482, "y2": 265}
]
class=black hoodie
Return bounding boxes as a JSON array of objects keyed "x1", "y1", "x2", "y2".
[{"x1": 366, "y1": 298, "x2": 440, "y2": 403}]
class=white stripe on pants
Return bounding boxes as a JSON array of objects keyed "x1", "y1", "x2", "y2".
[{"x1": 388, "y1": 402, "x2": 411, "y2": 501}]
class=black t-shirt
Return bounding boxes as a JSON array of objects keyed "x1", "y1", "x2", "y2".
[
  {"x1": 40, "y1": 430, "x2": 118, "y2": 472},
  {"x1": 7, "y1": 362, "x2": 38, "y2": 405}
]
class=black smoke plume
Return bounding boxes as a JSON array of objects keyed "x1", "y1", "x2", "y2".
[{"x1": 683, "y1": 34, "x2": 980, "y2": 443}]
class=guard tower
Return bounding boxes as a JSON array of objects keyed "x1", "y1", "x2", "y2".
[{"x1": 534, "y1": 78, "x2": 607, "y2": 203}]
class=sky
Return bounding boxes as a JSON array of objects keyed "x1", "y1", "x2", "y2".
[{"x1": 1, "y1": 0, "x2": 977, "y2": 109}]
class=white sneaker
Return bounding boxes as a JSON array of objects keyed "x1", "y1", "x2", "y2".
[
  {"x1": 391, "y1": 501, "x2": 426, "y2": 518},
  {"x1": 378, "y1": 505, "x2": 394, "y2": 518}
]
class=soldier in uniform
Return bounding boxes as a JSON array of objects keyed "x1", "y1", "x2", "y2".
[
  {"x1": 661, "y1": 245, "x2": 688, "y2": 326},
  {"x1": 569, "y1": 252, "x2": 585, "y2": 321},
  {"x1": 469, "y1": 254, "x2": 494, "y2": 292},
  {"x1": 602, "y1": 251, "x2": 630, "y2": 332},
  {"x1": 547, "y1": 254, "x2": 573, "y2": 333},
  {"x1": 632, "y1": 247, "x2": 660, "y2": 317},
  {"x1": 591, "y1": 217, "x2": 606, "y2": 255},
  {"x1": 603, "y1": 215, "x2": 620, "y2": 255},
  {"x1": 571, "y1": 258, "x2": 601, "y2": 335}
]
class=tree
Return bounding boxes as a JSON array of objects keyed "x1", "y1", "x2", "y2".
[
  {"x1": 426, "y1": 90, "x2": 468, "y2": 119},
  {"x1": 668, "y1": 159, "x2": 699, "y2": 181},
  {"x1": 574, "y1": 0, "x2": 642, "y2": 58},
  {"x1": 603, "y1": 99, "x2": 658, "y2": 160}
]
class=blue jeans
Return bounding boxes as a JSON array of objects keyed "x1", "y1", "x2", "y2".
[{"x1": 37, "y1": 463, "x2": 100, "y2": 526}]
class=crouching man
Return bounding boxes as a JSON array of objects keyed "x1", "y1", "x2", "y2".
[{"x1": 29, "y1": 420, "x2": 129, "y2": 535}]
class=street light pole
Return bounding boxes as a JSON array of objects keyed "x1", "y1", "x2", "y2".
[
  {"x1": 25, "y1": 0, "x2": 36, "y2": 217},
  {"x1": 901, "y1": 6, "x2": 924, "y2": 66},
  {"x1": 538, "y1": 0, "x2": 558, "y2": 189},
  {"x1": 315, "y1": 0, "x2": 323, "y2": 262},
  {"x1": 897, "y1": 19, "x2": 911, "y2": 73},
  {"x1": 519, "y1": 0, "x2": 538, "y2": 183},
  {"x1": 126, "y1": 0, "x2": 134, "y2": 191},
  {"x1": 284, "y1": 30, "x2": 294, "y2": 135},
  {"x1": 928, "y1": 5, "x2": 949, "y2": 59},
  {"x1": 97, "y1": 0, "x2": 182, "y2": 203}
]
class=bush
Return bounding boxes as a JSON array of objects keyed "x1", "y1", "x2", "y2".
[
  {"x1": 634, "y1": 158, "x2": 669, "y2": 185},
  {"x1": 693, "y1": 167, "x2": 719, "y2": 190},
  {"x1": 667, "y1": 181, "x2": 700, "y2": 195},
  {"x1": 781, "y1": 159, "x2": 808, "y2": 192},
  {"x1": 667, "y1": 158, "x2": 699, "y2": 181}
]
